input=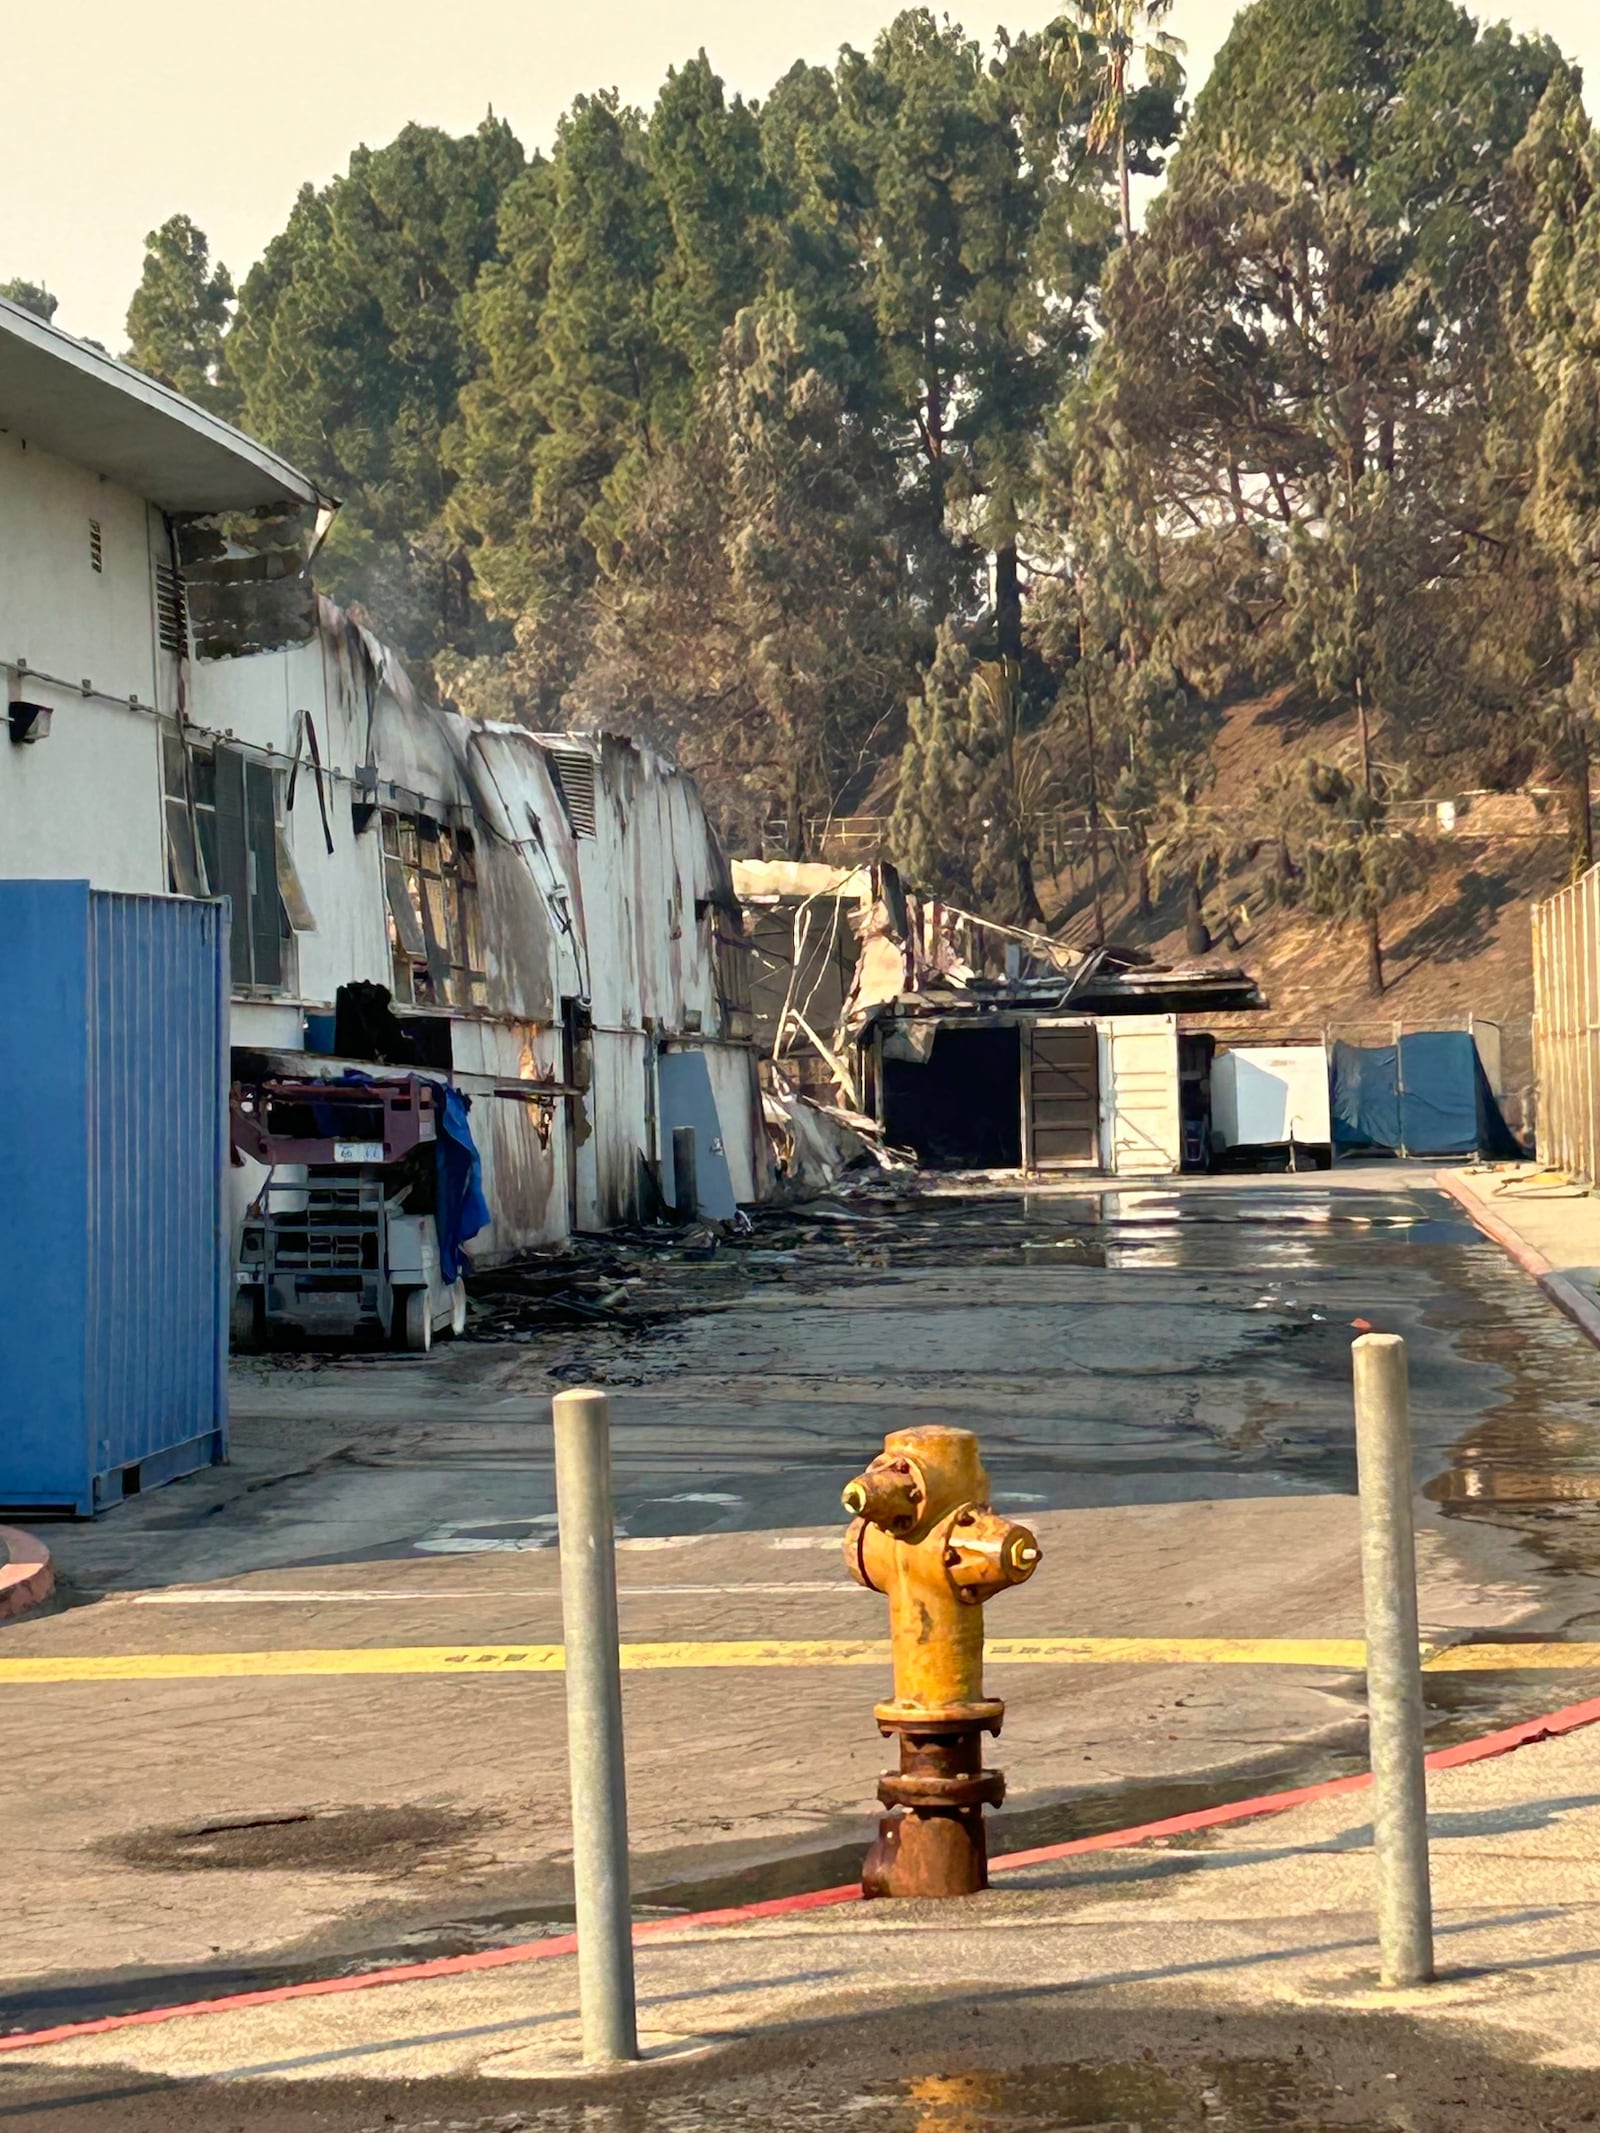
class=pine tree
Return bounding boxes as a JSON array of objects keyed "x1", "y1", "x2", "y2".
[
  {"x1": 1513, "y1": 71, "x2": 1600, "y2": 875},
  {"x1": 648, "y1": 55, "x2": 768, "y2": 381},
  {"x1": 1054, "y1": 0, "x2": 1571, "y2": 978},
  {"x1": 0, "y1": 280, "x2": 58, "y2": 322},
  {"x1": 448, "y1": 93, "x2": 681, "y2": 711},
  {"x1": 892, "y1": 627, "x2": 1045, "y2": 921},
  {"x1": 124, "y1": 216, "x2": 236, "y2": 415},
  {"x1": 226, "y1": 115, "x2": 525, "y2": 665},
  {"x1": 575, "y1": 296, "x2": 909, "y2": 851}
]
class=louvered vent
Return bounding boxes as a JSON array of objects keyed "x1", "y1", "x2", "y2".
[
  {"x1": 549, "y1": 748, "x2": 598, "y2": 837},
  {"x1": 155, "y1": 563, "x2": 189, "y2": 655},
  {"x1": 88, "y1": 519, "x2": 103, "y2": 573}
]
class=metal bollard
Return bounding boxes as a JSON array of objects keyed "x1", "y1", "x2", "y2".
[
  {"x1": 552, "y1": 1387, "x2": 639, "y2": 2063},
  {"x1": 1352, "y1": 1333, "x2": 1434, "y2": 1988}
]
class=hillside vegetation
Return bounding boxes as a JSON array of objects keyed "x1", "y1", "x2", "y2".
[{"x1": 55, "y1": 0, "x2": 1600, "y2": 1001}]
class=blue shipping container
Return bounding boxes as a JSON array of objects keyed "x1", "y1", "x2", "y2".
[{"x1": 0, "y1": 882, "x2": 229, "y2": 1514}]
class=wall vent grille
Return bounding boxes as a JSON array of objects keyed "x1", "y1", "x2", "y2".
[
  {"x1": 88, "y1": 520, "x2": 103, "y2": 573},
  {"x1": 155, "y1": 563, "x2": 189, "y2": 655},
  {"x1": 549, "y1": 749, "x2": 598, "y2": 838}
]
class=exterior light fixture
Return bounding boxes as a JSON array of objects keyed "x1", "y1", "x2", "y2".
[{"x1": 8, "y1": 701, "x2": 52, "y2": 744}]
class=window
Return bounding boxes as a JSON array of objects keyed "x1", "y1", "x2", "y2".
[
  {"x1": 160, "y1": 726, "x2": 309, "y2": 991},
  {"x1": 381, "y1": 809, "x2": 485, "y2": 1009}
]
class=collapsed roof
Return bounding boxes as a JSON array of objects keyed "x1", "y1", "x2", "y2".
[{"x1": 734, "y1": 855, "x2": 1264, "y2": 1115}]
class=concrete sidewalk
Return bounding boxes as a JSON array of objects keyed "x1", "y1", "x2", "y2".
[
  {"x1": 1438, "y1": 1162, "x2": 1600, "y2": 1347},
  {"x1": 8, "y1": 1699, "x2": 1600, "y2": 2123}
]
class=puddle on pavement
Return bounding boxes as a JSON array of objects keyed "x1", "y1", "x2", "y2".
[
  {"x1": 104, "y1": 1803, "x2": 492, "y2": 1875},
  {"x1": 865, "y1": 2059, "x2": 1392, "y2": 2131}
]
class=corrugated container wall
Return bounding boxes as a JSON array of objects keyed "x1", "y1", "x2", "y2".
[
  {"x1": 0, "y1": 882, "x2": 229, "y2": 1513},
  {"x1": 1533, "y1": 864, "x2": 1600, "y2": 1184}
]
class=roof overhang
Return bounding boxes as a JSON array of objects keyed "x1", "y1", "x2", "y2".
[{"x1": 0, "y1": 299, "x2": 332, "y2": 514}]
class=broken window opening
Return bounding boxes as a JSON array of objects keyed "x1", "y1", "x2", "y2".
[
  {"x1": 170, "y1": 503, "x2": 319, "y2": 659},
  {"x1": 160, "y1": 724, "x2": 300, "y2": 990},
  {"x1": 381, "y1": 807, "x2": 486, "y2": 1011}
]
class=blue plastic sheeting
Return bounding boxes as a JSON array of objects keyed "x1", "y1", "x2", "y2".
[
  {"x1": 1330, "y1": 1032, "x2": 1519, "y2": 1158},
  {"x1": 334, "y1": 1069, "x2": 490, "y2": 1281},
  {"x1": 433, "y1": 1082, "x2": 490, "y2": 1281},
  {"x1": 656, "y1": 1048, "x2": 738, "y2": 1220},
  {"x1": 0, "y1": 882, "x2": 229, "y2": 1515}
]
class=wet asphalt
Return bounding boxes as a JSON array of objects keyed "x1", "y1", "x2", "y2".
[
  {"x1": 123, "y1": 1170, "x2": 1600, "y2": 1595},
  {"x1": 501, "y1": 1174, "x2": 1600, "y2": 1584}
]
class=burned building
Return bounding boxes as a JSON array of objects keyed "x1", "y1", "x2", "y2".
[
  {"x1": 0, "y1": 296, "x2": 766, "y2": 1268},
  {"x1": 736, "y1": 860, "x2": 1264, "y2": 1176}
]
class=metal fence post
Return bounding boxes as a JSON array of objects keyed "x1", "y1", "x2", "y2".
[
  {"x1": 1352, "y1": 1333, "x2": 1434, "y2": 1988},
  {"x1": 552, "y1": 1387, "x2": 639, "y2": 2063}
]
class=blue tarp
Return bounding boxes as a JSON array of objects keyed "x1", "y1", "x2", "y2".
[
  {"x1": 1330, "y1": 1032, "x2": 1519, "y2": 1158},
  {"x1": 432, "y1": 1082, "x2": 490, "y2": 1281},
  {"x1": 335, "y1": 1070, "x2": 489, "y2": 1280}
]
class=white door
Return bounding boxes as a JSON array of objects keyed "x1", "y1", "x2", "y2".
[{"x1": 1101, "y1": 1015, "x2": 1182, "y2": 1175}]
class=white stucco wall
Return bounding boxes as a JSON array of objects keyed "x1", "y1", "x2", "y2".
[{"x1": 0, "y1": 437, "x2": 166, "y2": 891}]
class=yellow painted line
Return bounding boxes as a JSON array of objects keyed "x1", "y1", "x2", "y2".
[
  {"x1": 987, "y1": 1637, "x2": 1372, "y2": 1669},
  {"x1": 3, "y1": 1637, "x2": 1599, "y2": 1684},
  {"x1": 0, "y1": 1636, "x2": 1366, "y2": 1682},
  {"x1": 1423, "y1": 1643, "x2": 1600, "y2": 1671}
]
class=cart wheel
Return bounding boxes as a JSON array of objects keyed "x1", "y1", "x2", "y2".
[
  {"x1": 230, "y1": 1289, "x2": 264, "y2": 1352},
  {"x1": 401, "y1": 1289, "x2": 433, "y2": 1353},
  {"x1": 449, "y1": 1280, "x2": 467, "y2": 1338}
]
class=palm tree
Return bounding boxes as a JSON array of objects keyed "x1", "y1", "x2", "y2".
[{"x1": 1049, "y1": 0, "x2": 1186, "y2": 244}]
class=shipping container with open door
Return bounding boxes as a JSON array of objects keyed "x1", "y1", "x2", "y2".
[
  {"x1": 1101, "y1": 1015, "x2": 1183, "y2": 1175},
  {"x1": 1023, "y1": 1019, "x2": 1101, "y2": 1170}
]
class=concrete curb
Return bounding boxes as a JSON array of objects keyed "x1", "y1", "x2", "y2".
[
  {"x1": 1434, "y1": 1170, "x2": 1600, "y2": 1351},
  {"x1": 0, "y1": 1527, "x2": 54, "y2": 1622}
]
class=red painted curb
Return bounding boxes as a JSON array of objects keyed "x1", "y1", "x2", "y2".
[
  {"x1": 1433, "y1": 1169, "x2": 1554, "y2": 1279},
  {"x1": 1434, "y1": 1169, "x2": 1600, "y2": 1350},
  {"x1": 7, "y1": 1690, "x2": 1600, "y2": 2057},
  {"x1": 0, "y1": 1528, "x2": 54, "y2": 1623}
]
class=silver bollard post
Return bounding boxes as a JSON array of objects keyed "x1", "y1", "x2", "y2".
[
  {"x1": 552, "y1": 1387, "x2": 639, "y2": 2063},
  {"x1": 1352, "y1": 1332, "x2": 1434, "y2": 1988}
]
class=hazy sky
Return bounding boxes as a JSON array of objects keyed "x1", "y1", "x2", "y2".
[{"x1": 6, "y1": 0, "x2": 1597, "y2": 350}]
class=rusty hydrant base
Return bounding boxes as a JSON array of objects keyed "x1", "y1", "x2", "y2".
[
  {"x1": 862, "y1": 1805, "x2": 989, "y2": 1900},
  {"x1": 863, "y1": 1717, "x2": 1006, "y2": 1898}
]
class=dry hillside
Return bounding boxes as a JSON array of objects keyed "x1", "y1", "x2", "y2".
[{"x1": 1036, "y1": 688, "x2": 1576, "y2": 1129}]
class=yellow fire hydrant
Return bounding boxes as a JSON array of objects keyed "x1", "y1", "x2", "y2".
[{"x1": 841, "y1": 1423, "x2": 1040, "y2": 1898}]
